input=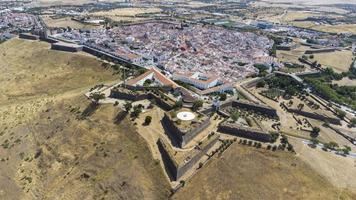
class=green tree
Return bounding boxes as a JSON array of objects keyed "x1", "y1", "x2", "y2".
[
  {"x1": 311, "y1": 127, "x2": 320, "y2": 138},
  {"x1": 335, "y1": 109, "x2": 346, "y2": 119},
  {"x1": 173, "y1": 100, "x2": 183, "y2": 110},
  {"x1": 297, "y1": 103, "x2": 304, "y2": 110},
  {"x1": 256, "y1": 80, "x2": 266, "y2": 88},
  {"x1": 219, "y1": 93, "x2": 227, "y2": 101},
  {"x1": 231, "y1": 111, "x2": 240, "y2": 122},
  {"x1": 192, "y1": 100, "x2": 203, "y2": 111},
  {"x1": 350, "y1": 118, "x2": 356, "y2": 127},
  {"x1": 144, "y1": 116, "x2": 152, "y2": 125},
  {"x1": 131, "y1": 105, "x2": 142, "y2": 118},
  {"x1": 90, "y1": 92, "x2": 105, "y2": 104},
  {"x1": 340, "y1": 145, "x2": 351, "y2": 155},
  {"x1": 124, "y1": 102, "x2": 132, "y2": 113}
]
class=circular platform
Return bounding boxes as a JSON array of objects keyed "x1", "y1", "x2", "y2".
[{"x1": 177, "y1": 111, "x2": 196, "y2": 121}]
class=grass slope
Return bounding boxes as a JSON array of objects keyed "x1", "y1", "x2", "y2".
[
  {"x1": 173, "y1": 144, "x2": 356, "y2": 200},
  {"x1": 0, "y1": 38, "x2": 170, "y2": 199}
]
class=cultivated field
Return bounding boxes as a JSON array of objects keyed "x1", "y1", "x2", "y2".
[
  {"x1": 42, "y1": 16, "x2": 102, "y2": 29},
  {"x1": 0, "y1": 38, "x2": 171, "y2": 199},
  {"x1": 310, "y1": 50, "x2": 354, "y2": 73},
  {"x1": 276, "y1": 45, "x2": 310, "y2": 64},
  {"x1": 173, "y1": 144, "x2": 356, "y2": 199},
  {"x1": 90, "y1": 7, "x2": 161, "y2": 22}
]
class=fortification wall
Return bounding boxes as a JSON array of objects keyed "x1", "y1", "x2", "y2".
[
  {"x1": 288, "y1": 109, "x2": 341, "y2": 125},
  {"x1": 176, "y1": 135, "x2": 219, "y2": 179},
  {"x1": 218, "y1": 123, "x2": 272, "y2": 142},
  {"x1": 19, "y1": 33, "x2": 39, "y2": 40},
  {"x1": 305, "y1": 48, "x2": 338, "y2": 54},
  {"x1": 162, "y1": 114, "x2": 183, "y2": 147},
  {"x1": 157, "y1": 135, "x2": 220, "y2": 181},
  {"x1": 51, "y1": 44, "x2": 83, "y2": 52},
  {"x1": 157, "y1": 139, "x2": 179, "y2": 180},
  {"x1": 181, "y1": 116, "x2": 211, "y2": 147},
  {"x1": 162, "y1": 113, "x2": 211, "y2": 148},
  {"x1": 232, "y1": 100, "x2": 278, "y2": 118}
]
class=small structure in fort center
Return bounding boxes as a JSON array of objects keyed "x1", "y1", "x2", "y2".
[
  {"x1": 163, "y1": 108, "x2": 211, "y2": 148},
  {"x1": 177, "y1": 111, "x2": 195, "y2": 121}
]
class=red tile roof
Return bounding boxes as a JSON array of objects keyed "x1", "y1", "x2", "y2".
[{"x1": 127, "y1": 67, "x2": 180, "y2": 89}]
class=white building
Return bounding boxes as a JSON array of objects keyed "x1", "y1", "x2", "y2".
[{"x1": 173, "y1": 72, "x2": 219, "y2": 90}]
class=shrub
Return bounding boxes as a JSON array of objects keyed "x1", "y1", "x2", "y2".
[
  {"x1": 272, "y1": 145, "x2": 277, "y2": 151},
  {"x1": 311, "y1": 127, "x2": 320, "y2": 138},
  {"x1": 144, "y1": 116, "x2": 152, "y2": 125}
]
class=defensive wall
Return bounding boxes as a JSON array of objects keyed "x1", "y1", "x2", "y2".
[
  {"x1": 51, "y1": 42, "x2": 83, "y2": 52},
  {"x1": 305, "y1": 48, "x2": 339, "y2": 54},
  {"x1": 19, "y1": 33, "x2": 39, "y2": 40},
  {"x1": 157, "y1": 134, "x2": 220, "y2": 181},
  {"x1": 162, "y1": 113, "x2": 211, "y2": 148},
  {"x1": 223, "y1": 100, "x2": 278, "y2": 118},
  {"x1": 110, "y1": 87, "x2": 175, "y2": 111},
  {"x1": 280, "y1": 102, "x2": 341, "y2": 125},
  {"x1": 288, "y1": 108, "x2": 341, "y2": 125},
  {"x1": 218, "y1": 122, "x2": 272, "y2": 142}
]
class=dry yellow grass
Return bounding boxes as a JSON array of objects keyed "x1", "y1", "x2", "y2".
[
  {"x1": 312, "y1": 24, "x2": 356, "y2": 34},
  {"x1": 173, "y1": 144, "x2": 356, "y2": 200},
  {"x1": 277, "y1": 45, "x2": 310, "y2": 63},
  {"x1": 42, "y1": 16, "x2": 102, "y2": 29},
  {"x1": 0, "y1": 38, "x2": 171, "y2": 199},
  {"x1": 92, "y1": 7, "x2": 161, "y2": 17},
  {"x1": 282, "y1": 11, "x2": 318, "y2": 22},
  {"x1": 311, "y1": 50, "x2": 354, "y2": 73},
  {"x1": 333, "y1": 77, "x2": 356, "y2": 86},
  {"x1": 90, "y1": 7, "x2": 161, "y2": 22}
]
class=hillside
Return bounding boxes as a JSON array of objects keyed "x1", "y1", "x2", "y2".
[
  {"x1": 0, "y1": 38, "x2": 171, "y2": 199},
  {"x1": 173, "y1": 144, "x2": 356, "y2": 200}
]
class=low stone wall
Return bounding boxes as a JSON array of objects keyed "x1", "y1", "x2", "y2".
[
  {"x1": 162, "y1": 113, "x2": 211, "y2": 148},
  {"x1": 288, "y1": 109, "x2": 341, "y2": 125},
  {"x1": 157, "y1": 135, "x2": 220, "y2": 181},
  {"x1": 218, "y1": 122, "x2": 272, "y2": 142}
]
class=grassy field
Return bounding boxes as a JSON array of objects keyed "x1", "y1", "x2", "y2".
[
  {"x1": 173, "y1": 144, "x2": 356, "y2": 200},
  {"x1": 0, "y1": 38, "x2": 171, "y2": 199},
  {"x1": 312, "y1": 24, "x2": 356, "y2": 34},
  {"x1": 310, "y1": 50, "x2": 354, "y2": 73},
  {"x1": 276, "y1": 45, "x2": 310, "y2": 64},
  {"x1": 42, "y1": 16, "x2": 102, "y2": 29},
  {"x1": 333, "y1": 77, "x2": 356, "y2": 86},
  {"x1": 90, "y1": 7, "x2": 161, "y2": 22}
]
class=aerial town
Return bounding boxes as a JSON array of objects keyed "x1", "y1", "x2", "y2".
[{"x1": 0, "y1": 0, "x2": 356, "y2": 200}]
